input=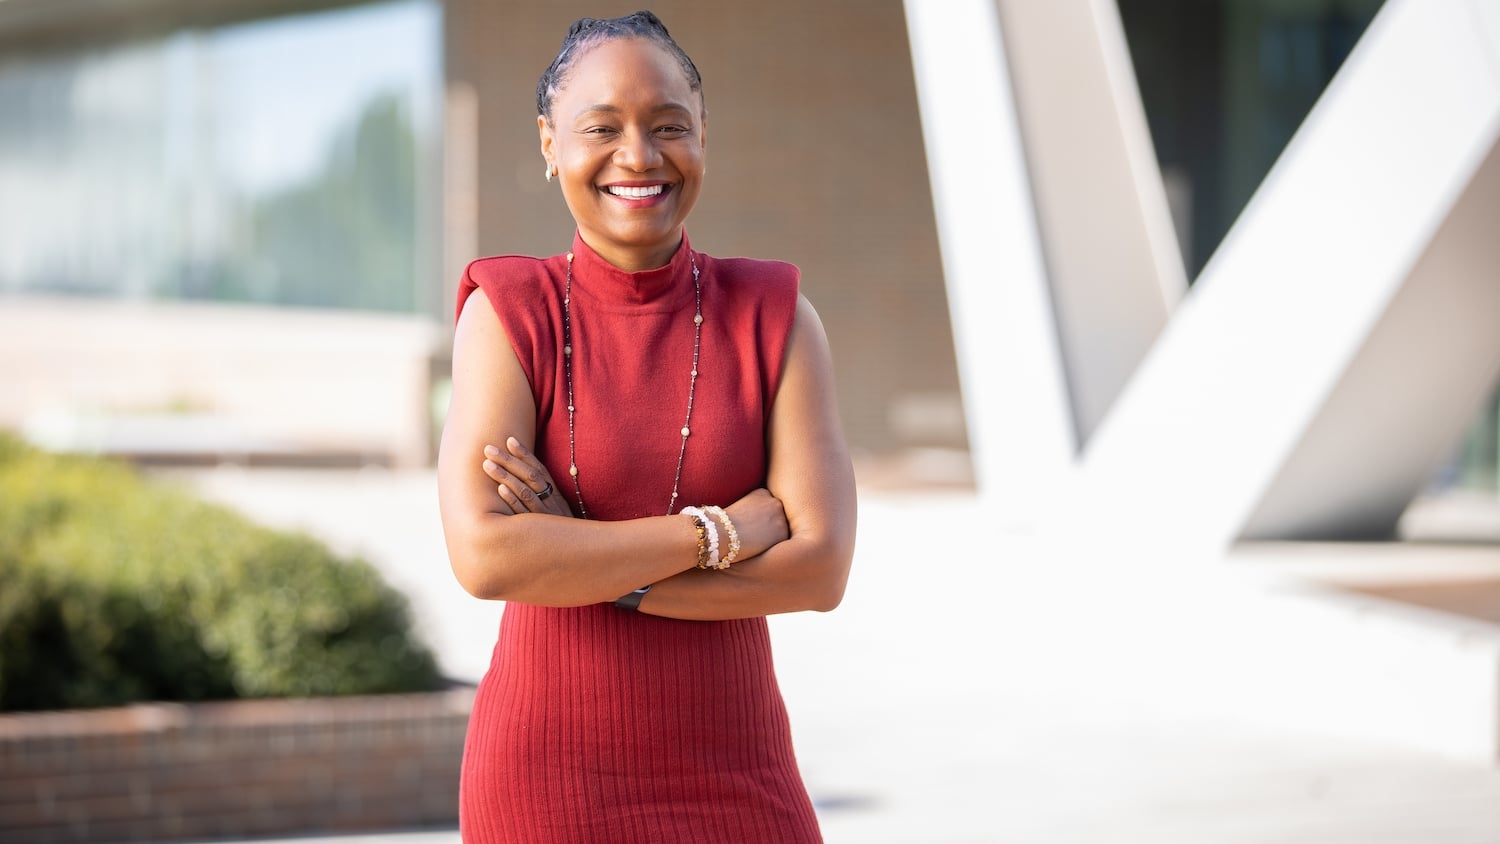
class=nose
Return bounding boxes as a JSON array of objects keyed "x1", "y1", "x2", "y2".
[{"x1": 615, "y1": 129, "x2": 661, "y2": 172}]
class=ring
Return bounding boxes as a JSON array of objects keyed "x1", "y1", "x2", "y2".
[{"x1": 536, "y1": 482, "x2": 553, "y2": 501}]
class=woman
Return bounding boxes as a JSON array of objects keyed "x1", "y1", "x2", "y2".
[{"x1": 437, "y1": 10, "x2": 856, "y2": 842}]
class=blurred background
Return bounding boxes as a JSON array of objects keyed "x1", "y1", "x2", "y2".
[
  {"x1": 0, "y1": 0, "x2": 1495, "y2": 483},
  {"x1": 2, "y1": 0, "x2": 1499, "y2": 842}
]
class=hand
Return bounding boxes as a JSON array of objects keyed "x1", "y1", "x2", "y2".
[
  {"x1": 722, "y1": 488, "x2": 788, "y2": 560},
  {"x1": 480, "y1": 437, "x2": 575, "y2": 518}
]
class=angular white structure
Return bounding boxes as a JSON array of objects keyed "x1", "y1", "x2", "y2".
[
  {"x1": 904, "y1": 0, "x2": 1188, "y2": 517},
  {"x1": 992, "y1": 0, "x2": 1187, "y2": 444},
  {"x1": 904, "y1": 0, "x2": 1075, "y2": 518},
  {"x1": 1076, "y1": 0, "x2": 1500, "y2": 550},
  {"x1": 1241, "y1": 136, "x2": 1500, "y2": 540},
  {"x1": 908, "y1": 0, "x2": 1500, "y2": 761}
]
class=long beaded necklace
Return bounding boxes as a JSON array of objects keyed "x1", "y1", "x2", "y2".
[{"x1": 561, "y1": 247, "x2": 702, "y2": 519}]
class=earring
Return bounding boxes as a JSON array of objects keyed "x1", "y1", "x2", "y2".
[{"x1": 544, "y1": 163, "x2": 556, "y2": 183}]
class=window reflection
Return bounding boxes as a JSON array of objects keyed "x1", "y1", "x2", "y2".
[{"x1": 0, "y1": 0, "x2": 439, "y2": 314}]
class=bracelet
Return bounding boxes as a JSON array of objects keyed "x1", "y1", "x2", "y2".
[
  {"x1": 681, "y1": 507, "x2": 722, "y2": 569},
  {"x1": 683, "y1": 512, "x2": 712, "y2": 569},
  {"x1": 702, "y1": 505, "x2": 740, "y2": 566},
  {"x1": 614, "y1": 585, "x2": 651, "y2": 612}
]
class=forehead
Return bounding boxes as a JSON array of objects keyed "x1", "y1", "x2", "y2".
[{"x1": 558, "y1": 38, "x2": 697, "y2": 112}]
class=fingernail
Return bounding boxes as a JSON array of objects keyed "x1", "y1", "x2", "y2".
[
  {"x1": 507, "y1": 436, "x2": 519, "y2": 448},
  {"x1": 483, "y1": 460, "x2": 496, "y2": 471},
  {"x1": 484, "y1": 445, "x2": 499, "y2": 456}
]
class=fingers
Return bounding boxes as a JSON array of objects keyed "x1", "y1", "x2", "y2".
[
  {"x1": 483, "y1": 456, "x2": 543, "y2": 513},
  {"x1": 504, "y1": 436, "x2": 538, "y2": 461},
  {"x1": 495, "y1": 475, "x2": 534, "y2": 513},
  {"x1": 491, "y1": 493, "x2": 518, "y2": 516},
  {"x1": 485, "y1": 439, "x2": 553, "y2": 492},
  {"x1": 481, "y1": 441, "x2": 571, "y2": 517}
]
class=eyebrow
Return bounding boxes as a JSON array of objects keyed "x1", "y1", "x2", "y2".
[{"x1": 575, "y1": 102, "x2": 695, "y2": 118}]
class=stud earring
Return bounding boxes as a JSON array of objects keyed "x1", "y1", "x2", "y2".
[{"x1": 545, "y1": 163, "x2": 556, "y2": 183}]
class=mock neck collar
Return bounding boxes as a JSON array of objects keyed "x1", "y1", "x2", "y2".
[{"x1": 569, "y1": 230, "x2": 696, "y2": 308}]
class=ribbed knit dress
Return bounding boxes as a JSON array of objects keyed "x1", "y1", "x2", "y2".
[{"x1": 454, "y1": 231, "x2": 822, "y2": 843}]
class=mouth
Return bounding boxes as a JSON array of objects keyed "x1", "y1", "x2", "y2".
[{"x1": 601, "y1": 183, "x2": 670, "y2": 200}]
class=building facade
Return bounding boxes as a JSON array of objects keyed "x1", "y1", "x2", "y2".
[{"x1": 0, "y1": 0, "x2": 1494, "y2": 521}]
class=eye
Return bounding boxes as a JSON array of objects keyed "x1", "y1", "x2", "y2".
[{"x1": 655, "y1": 125, "x2": 691, "y2": 137}]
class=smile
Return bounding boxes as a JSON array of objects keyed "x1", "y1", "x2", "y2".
[{"x1": 604, "y1": 184, "x2": 667, "y2": 198}]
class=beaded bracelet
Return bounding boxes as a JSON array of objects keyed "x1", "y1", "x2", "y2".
[
  {"x1": 702, "y1": 505, "x2": 740, "y2": 566},
  {"x1": 684, "y1": 513, "x2": 712, "y2": 569},
  {"x1": 681, "y1": 507, "x2": 723, "y2": 569}
]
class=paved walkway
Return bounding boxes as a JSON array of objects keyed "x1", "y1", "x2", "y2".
[{"x1": 164, "y1": 467, "x2": 1500, "y2": 844}]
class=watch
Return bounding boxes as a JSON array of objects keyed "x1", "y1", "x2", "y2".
[{"x1": 613, "y1": 585, "x2": 651, "y2": 612}]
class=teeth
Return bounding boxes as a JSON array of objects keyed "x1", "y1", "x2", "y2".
[{"x1": 606, "y1": 185, "x2": 664, "y2": 198}]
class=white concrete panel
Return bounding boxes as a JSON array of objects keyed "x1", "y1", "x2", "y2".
[
  {"x1": 1073, "y1": 0, "x2": 1500, "y2": 553},
  {"x1": 1242, "y1": 134, "x2": 1500, "y2": 539},
  {"x1": 995, "y1": 0, "x2": 1186, "y2": 443},
  {"x1": 903, "y1": 0, "x2": 1074, "y2": 516},
  {"x1": 1474, "y1": 0, "x2": 1500, "y2": 75}
]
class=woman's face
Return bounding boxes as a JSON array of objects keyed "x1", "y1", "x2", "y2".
[{"x1": 540, "y1": 38, "x2": 706, "y2": 272}]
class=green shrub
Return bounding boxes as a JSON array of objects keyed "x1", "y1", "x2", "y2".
[{"x1": 0, "y1": 433, "x2": 442, "y2": 711}]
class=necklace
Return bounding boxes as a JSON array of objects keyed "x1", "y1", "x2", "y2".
[{"x1": 562, "y1": 247, "x2": 702, "y2": 519}]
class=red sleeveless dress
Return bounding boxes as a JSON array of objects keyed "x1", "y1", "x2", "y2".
[{"x1": 454, "y1": 232, "x2": 822, "y2": 843}]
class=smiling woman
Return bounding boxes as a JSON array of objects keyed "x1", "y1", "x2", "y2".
[
  {"x1": 436, "y1": 9, "x2": 855, "y2": 844},
  {"x1": 538, "y1": 26, "x2": 706, "y2": 271}
]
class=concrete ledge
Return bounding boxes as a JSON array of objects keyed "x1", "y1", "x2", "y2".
[
  {"x1": 0, "y1": 688, "x2": 473, "y2": 843},
  {"x1": 0, "y1": 296, "x2": 447, "y2": 468}
]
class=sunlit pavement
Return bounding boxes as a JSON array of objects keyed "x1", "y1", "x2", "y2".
[{"x1": 164, "y1": 467, "x2": 1500, "y2": 844}]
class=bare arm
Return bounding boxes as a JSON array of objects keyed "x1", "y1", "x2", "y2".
[
  {"x1": 633, "y1": 295, "x2": 857, "y2": 619},
  {"x1": 437, "y1": 291, "x2": 787, "y2": 605}
]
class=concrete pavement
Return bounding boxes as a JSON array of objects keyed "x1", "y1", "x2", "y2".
[{"x1": 164, "y1": 466, "x2": 1500, "y2": 844}]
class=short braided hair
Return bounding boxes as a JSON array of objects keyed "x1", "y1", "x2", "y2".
[{"x1": 536, "y1": 10, "x2": 704, "y2": 123}]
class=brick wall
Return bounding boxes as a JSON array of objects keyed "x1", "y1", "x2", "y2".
[{"x1": 0, "y1": 689, "x2": 473, "y2": 843}]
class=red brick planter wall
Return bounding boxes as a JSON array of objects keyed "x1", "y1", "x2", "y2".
[{"x1": 0, "y1": 688, "x2": 473, "y2": 843}]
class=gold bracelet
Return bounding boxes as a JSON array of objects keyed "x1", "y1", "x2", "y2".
[
  {"x1": 703, "y1": 505, "x2": 740, "y2": 567},
  {"x1": 687, "y1": 514, "x2": 712, "y2": 569}
]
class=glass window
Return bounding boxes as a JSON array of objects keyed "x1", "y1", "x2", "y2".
[
  {"x1": 0, "y1": 0, "x2": 440, "y2": 314},
  {"x1": 1116, "y1": 0, "x2": 1385, "y2": 279}
]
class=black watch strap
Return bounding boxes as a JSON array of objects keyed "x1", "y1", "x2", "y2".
[{"x1": 614, "y1": 585, "x2": 651, "y2": 612}]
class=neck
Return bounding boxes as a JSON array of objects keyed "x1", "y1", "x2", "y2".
[{"x1": 580, "y1": 232, "x2": 683, "y2": 273}]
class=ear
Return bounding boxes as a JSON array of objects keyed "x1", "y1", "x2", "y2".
[
  {"x1": 538, "y1": 114, "x2": 555, "y2": 165},
  {"x1": 697, "y1": 111, "x2": 708, "y2": 168}
]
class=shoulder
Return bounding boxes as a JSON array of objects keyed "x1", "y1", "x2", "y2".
[
  {"x1": 700, "y1": 253, "x2": 803, "y2": 368},
  {"x1": 704, "y1": 254, "x2": 801, "y2": 290},
  {"x1": 464, "y1": 253, "x2": 557, "y2": 288},
  {"x1": 700, "y1": 254, "x2": 801, "y2": 319},
  {"x1": 455, "y1": 253, "x2": 561, "y2": 325}
]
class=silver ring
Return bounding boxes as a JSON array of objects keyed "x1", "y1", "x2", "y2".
[{"x1": 536, "y1": 482, "x2": 553, "y2": 501}]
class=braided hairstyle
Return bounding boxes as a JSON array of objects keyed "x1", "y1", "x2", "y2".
[{"x1": 536, "y1": 10, "x2": 704, "y2": 123}]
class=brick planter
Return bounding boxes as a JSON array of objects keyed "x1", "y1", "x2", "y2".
[{"x1": 0, "y1": 688, "x2": 473, "y2": 843}]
